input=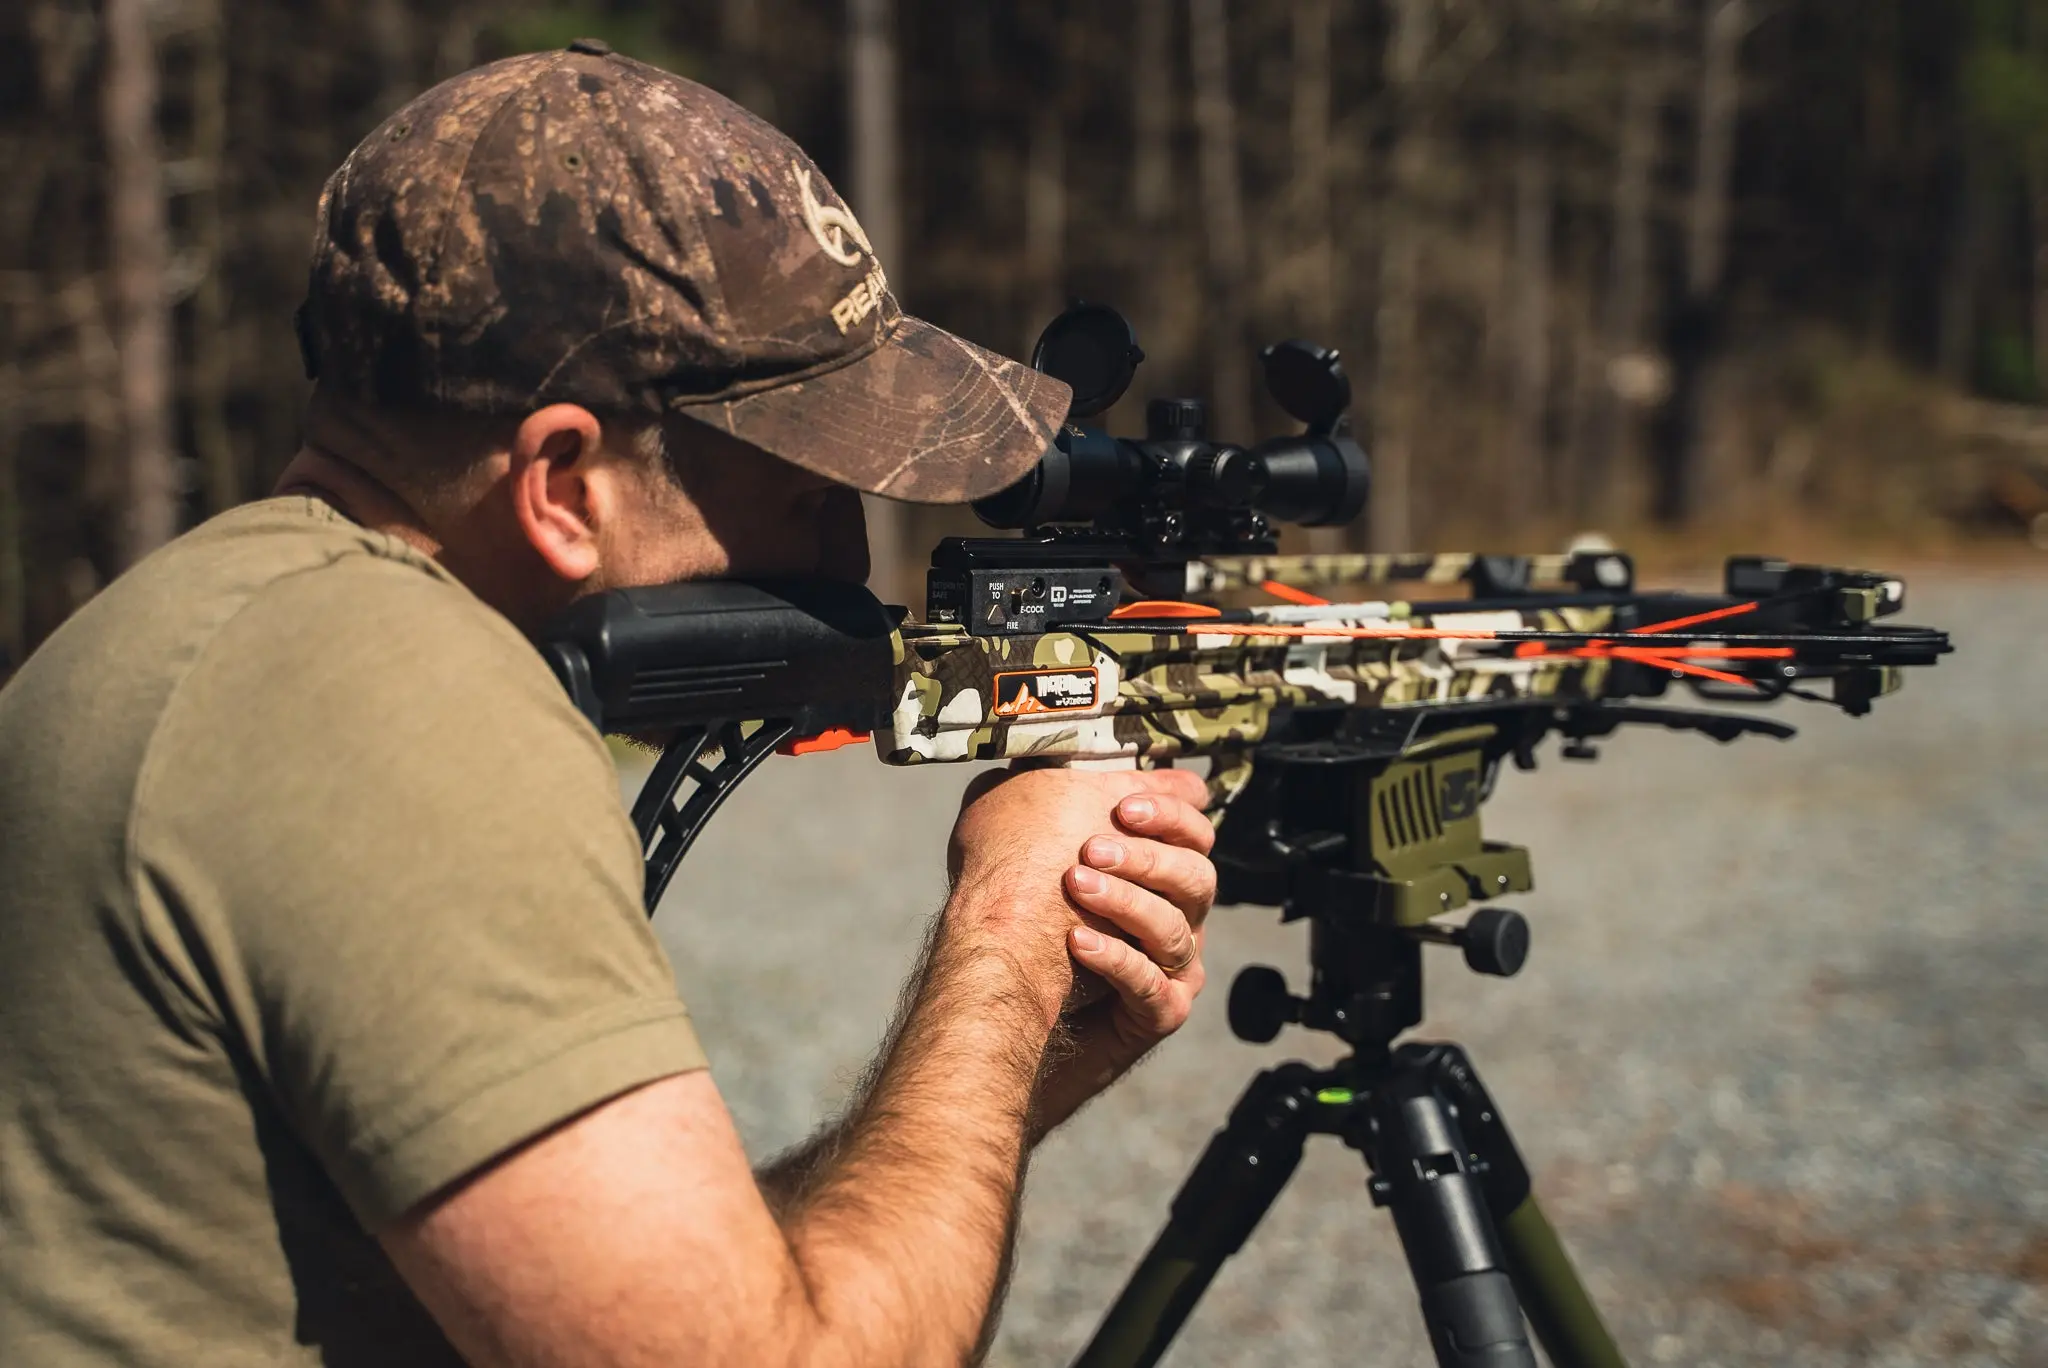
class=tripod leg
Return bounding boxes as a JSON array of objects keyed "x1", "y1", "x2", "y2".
[
  {"x1": 1070, "y1": 1065, "x2": 1318, "y2": 1368},
  {"x1": 1366, "y1": 1070, "x2": 1539, "y2": 1368},
  {"x1": 1400, "y1": 1044, "x2": 1630, "y2": 1368},
  {"x1": 1497, "y1": 1197, "x2": 1627, "y2": 1368}
]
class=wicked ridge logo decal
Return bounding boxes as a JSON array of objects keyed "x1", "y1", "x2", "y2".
[{"x1": 993, "y1": 668, "x2": 1099, "y2": 717}]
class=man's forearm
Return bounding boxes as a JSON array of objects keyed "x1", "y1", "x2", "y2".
[
  {"x1": 759, "y1": 919, "x2": 1061, "y2": 1368},
  {"x1": 380, "y1": 771, "x2": 1212, "y2": 1368}
]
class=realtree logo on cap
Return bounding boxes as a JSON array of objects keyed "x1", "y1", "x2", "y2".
[
  {"x1": 797, "y1": 165, "x2": 873, "y2": 267},
  {"x1": 796, "y1": 163, "x2": 889, "y2": 336}
]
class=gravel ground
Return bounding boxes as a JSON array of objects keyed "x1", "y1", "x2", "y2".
[{"x1": 635, "y1": 577, "x2": 2048, "y2": 1368}]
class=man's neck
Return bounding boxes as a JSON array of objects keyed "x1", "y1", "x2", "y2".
[
  {"x1": 272, "y1": 441, "x2": 565, "y2": 634},
  {"x1": 274, "y1": 444, "x2": 445, "y2": 563}
]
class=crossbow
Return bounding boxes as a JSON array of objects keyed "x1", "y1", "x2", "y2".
[{"x1": 534, "y1": 304, "x2": 1951, "y2": 1368}]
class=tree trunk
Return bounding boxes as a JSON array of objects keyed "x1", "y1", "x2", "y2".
[
  {"x1": 4, "y1": 3, "x2": 64, "y2": 659},
  {"x1": 1020, "y1": 4, "x2": 1068, "y2": 352},
  {"x1": 848, "y1": 0, "x2": 904, "y2": 600},
  {"x1": 1937, "y1": 141, "x2": 1983, "y2": 385},
  {"x1": 1559, "y1": 235, "x2": 1604, "y2": 523},
  {"x1": 1686, "y1": 0, "x2": 1744, "y2": 301},
  {"x1": 1023, "y1": 95, "x2": 1066, "y2": 350},
  {"x1": 723, "y1": 0, "x2": 774, "y2": 117},
  {"x1": 103, "y1": 0, "x2": 181, "y2": 566},
  {"x1": 1858, "y1": 4, "x2": 1903, "y2": 350},
  {"x1": 1290, "y1": 0, "x2": 1345, "y2": 550},
  {"x1": 1592, "y1": 0, "x2": 1670, "y2": 526},
  {"x1": 1131, "y1": 0, "x2": 1181, "y2": 382},
  {"x1": 190, "y1": 0, "x2": 236, "y2": 516},
  {"x1": 435, "y1": 6, "x2": 483, "y2": 78},
  {"x1": 1477, "y1": 196, "x2": 1512, "y2": 407},
  {"x1": 2032, "y1": 174, "x2": 2048, "y2": 401},
  {"x1": 848, "y1": 0, "x2": 903, "y2": 278},
  {"x1": 1292, "y1": 0, "x2": 1344, "y2": 550},
  {"x1": 1133, "y1": 0, "x2": 1172, "y2": 228},
  {"x1": 1506, "y1": 51, "x2": 1553, "y2": 524},
  {"x1": 365, "y1": 0, "x2": 413, "y2": 112},
  {"x1": 1290, "y1": 0, "x2": 1335, "y2": 341},
  {"x1": 1370, "y1": 0, "x2": 1434, "y2": 553},
  {"x1": 1656, "y1": 0, "x2": 1745, "y2": 526},
  {"x1": 0, "y1": 354, "x2": 22, "y2": 676},
  {"x1": 1188, "y1": 0, "x2": 1253, "y2": 443}
]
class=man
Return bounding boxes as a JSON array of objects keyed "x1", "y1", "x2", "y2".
[{"x1": 0, "y1": 44, "x2": 1217, "y2": 1367}]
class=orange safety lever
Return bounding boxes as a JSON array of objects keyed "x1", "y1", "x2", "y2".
[{"x1": 778, "y1": 728, "x2": 872, "y2": 756}]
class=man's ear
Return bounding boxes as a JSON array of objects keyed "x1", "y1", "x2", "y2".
[{"x1": 508, "y1": 404, "x2": 607, "y2": 583}]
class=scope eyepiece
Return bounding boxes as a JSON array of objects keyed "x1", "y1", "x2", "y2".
[{"x1": 970, "y1": 425, "x2": 1151, "y2": 530}]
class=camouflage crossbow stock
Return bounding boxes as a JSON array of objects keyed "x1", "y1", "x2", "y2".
[
  {"x1": 540, "y1": 546, "x2": 1949, "y2": 909},
  {"x1": 534, "y1": 304, "x2": 1952, "y2": 1368}
]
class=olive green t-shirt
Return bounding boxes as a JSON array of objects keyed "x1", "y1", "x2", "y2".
[{"x1": 0, "y1": 498, "x2": 708, "y2": 1365}]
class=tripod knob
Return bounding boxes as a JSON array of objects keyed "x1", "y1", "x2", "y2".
[
  {"x1": 1228, "y1": 965, "x2": 1300, "y2": 1043},
  {"x1": 1461, "y1": 907, "x2": 1531, "y2": 978}
]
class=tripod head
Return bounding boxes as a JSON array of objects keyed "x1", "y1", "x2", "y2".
[{"x1": 1216, "y1": 724, "x2": 1535, "y2": 1059}]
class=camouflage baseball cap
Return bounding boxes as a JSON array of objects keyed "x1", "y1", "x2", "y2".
[{"x1": 297, "y1": 40, "x2": 1070, "y2": 503}]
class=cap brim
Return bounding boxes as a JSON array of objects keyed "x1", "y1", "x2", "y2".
[{"x1": 678, "y1": 316, "x2": 1072, "y2": 504}]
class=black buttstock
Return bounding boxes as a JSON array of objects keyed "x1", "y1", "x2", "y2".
[{"x1": 535, "y1": 580, "x2": 896, "y2": 735}]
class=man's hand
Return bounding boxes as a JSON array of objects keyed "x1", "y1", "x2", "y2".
[
  {"x1": 945, "y1": 764, "x2": 1217, "y2": 1135},
  {"x1": 945, "y1": 765, "x2": 1214, "y2": 1020},
  {"x1": 1040, "y1": 778, "x2": 1215, "y2": 1130}
]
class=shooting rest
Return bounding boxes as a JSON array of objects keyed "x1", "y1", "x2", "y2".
[{"x1": 1071, "y1": 724, "x2": 1625, "y2": 1368}]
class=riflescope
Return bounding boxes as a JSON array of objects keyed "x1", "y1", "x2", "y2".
[{"x1": 971, "y1": 303, "x2": 1371, "y2": 554}]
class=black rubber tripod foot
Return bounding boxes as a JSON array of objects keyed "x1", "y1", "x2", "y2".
[{"x1": 1423, "y1": 1271, "x2": 1539, "y2": 1366}]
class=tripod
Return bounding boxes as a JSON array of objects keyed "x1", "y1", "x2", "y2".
[{"x1": 1070, "y1": 724, "x2": 1631, "y2": 1368}]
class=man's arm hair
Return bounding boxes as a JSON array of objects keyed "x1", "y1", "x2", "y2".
[
  {"x1": 756, "y1": 922, "x2": 1074, "y2": 1363},
  {"x1": 752, "y1": 914, "x2": 951, "y2": 1218},
  {"x1": 381, "y1": 913, "x2": 1059, "y2": 1368}
]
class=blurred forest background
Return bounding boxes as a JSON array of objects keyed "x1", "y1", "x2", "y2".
[{"x1": 6, "y1": 0, "x2": 2048, "y2": 671}]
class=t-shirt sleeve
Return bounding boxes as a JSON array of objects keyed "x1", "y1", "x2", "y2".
[{"x1": 131, "y1": 556, "x2": 707, "y2": 1230}]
